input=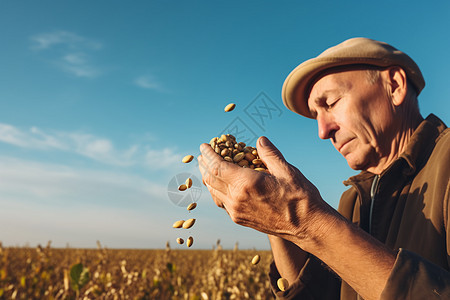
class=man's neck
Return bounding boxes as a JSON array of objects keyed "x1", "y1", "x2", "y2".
[{"x1": 367, "y1": 114, "x2": 424, "y2": 175}]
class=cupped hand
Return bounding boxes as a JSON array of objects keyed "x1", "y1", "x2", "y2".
[{"x1": 198, "y1": 136, "x2": 325, "y2": 242}]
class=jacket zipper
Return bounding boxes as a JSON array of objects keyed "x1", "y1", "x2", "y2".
[{"x1": 369, "y1": 174, "x2": 380, "y2": 234}]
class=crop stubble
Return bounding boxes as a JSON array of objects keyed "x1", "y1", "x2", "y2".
[{"x1": 0, "y1": 246, "x2": 274, "y2": 299}]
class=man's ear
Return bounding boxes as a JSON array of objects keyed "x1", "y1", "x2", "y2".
[{"x1": 385, "y1": 66, "x2": 408, "y2": 106}]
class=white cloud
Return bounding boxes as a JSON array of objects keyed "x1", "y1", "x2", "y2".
[
  {"x1": 30, "y1": 30, "x2": 102, "y2": 78},
  {"x1": 30, "y1": 126, "x2": 67, "y2": 150},
  {"x1": 63, "y1": 53, "x2": 88, "y2": 64},
  {"x1": 0, "y1": 124, "x2": 29, "y2": 147},
  {"x1": 0, "y1": 156, "x2": 166, "y2": 201},
  {"x1": 59, "y1": 52, "x2": 99, "y2": 78},
  {"x1": 145, "y1": 148, "x2": 182, "y2": 169},
  {"x1": 31, "y1": 31, "x2": 75, "y2": 50},
  {"x1": 0, "y1": 122, "x2": 183, "y2": 169},
  {"x1": 0, "y1": 156, "x2": 175, "y2": 248},
  {"x1": 31, "y1": 30, "x2": 102, "y2": 51},
  {"x1": 0, "y1": 124, "x2": 65, "y2": 150},
  {"x1": 67, "y1": 133, "x2": 121, "y2": 164},
  {"x1": 134, "y1": 75, "x2": 164, "y2": 91}
]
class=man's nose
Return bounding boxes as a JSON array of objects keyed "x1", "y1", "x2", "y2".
[{"x1": 317, "y1": 113, "x2": 338, "y2": 140}]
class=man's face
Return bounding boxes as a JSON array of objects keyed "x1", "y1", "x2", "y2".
[{"x1": 307, "y1": 68, "x2": 396, "y2": 171}]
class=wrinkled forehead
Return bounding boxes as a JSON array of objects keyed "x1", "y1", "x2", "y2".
[{"x1": 306, "y1": 64, "x2": 384, "y2": 100}]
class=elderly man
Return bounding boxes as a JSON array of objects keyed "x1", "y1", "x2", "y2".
[{"x1": 198, "y1": 38, "x2": 450, "y2": 299}]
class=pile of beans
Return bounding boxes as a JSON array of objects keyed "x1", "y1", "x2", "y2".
[{"x1": 209, "y1": 134, "x2": 269, "y2": 173}]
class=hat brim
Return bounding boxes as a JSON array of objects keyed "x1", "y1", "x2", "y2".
[{"x1": 282, "y1": 57, "x2": 401, "y2": 119}]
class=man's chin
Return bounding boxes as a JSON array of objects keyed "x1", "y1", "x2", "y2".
[
  {"x1": 346, "y1": 158, "x2": 380, "y2": 173},
  {"x1": 347, "y1": 163, "x2": 363, "y2": 171},
  {"x1": 345, "y1": 157, "x2": 367, "y2": 171}
]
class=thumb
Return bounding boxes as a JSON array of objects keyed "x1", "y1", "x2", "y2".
[{"x1": 256, "y1": 136, "x2": 290, "y2": 177}]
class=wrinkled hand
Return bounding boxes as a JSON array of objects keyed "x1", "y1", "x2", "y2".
[{"x1": 198, "y1": 136, "x2": 327, "y2": 243}]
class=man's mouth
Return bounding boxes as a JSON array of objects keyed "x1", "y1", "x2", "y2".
[{"x1": 337, "y1": 138, "x2": 354, "y2": 153}]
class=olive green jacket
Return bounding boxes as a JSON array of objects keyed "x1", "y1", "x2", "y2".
[{"x1": 270, "y1": 114, "x2": 450, "y2": 299}]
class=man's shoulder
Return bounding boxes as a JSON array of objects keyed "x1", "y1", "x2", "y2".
[
  {"x1": 432, "y1": 124, "x2": 450, "y2": 161},
  {"x1": 435, "y1": 125, "x2": 450, "y2": 146},
  {"x1": 419, "y1": 122, "x2": 450, "y2": 186},
  {"x1": 418, "y1": 114, "x2": 449, "y2": 169}
]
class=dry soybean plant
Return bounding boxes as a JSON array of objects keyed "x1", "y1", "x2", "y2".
[{"x1": 0, "y1": 242, "x2": 274, "y2": 299}]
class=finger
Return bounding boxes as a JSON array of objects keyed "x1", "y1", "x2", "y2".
[
  {"x1": 198, "y1": 153, "x2": 224, "y2": 186},
  {"x1": 199, "y1": 143, "x2": 223, "y2": 170},
  {"x1": 198, "y1": 152, "x2": 236, "y2": 196},
  {"x1": 197, "y1": 155, "x2": 207, "y2": 186},
  {"x1": 205, "y1": 182, "x2": 228, "y2": 209},
  {"x1": 256, "y1": 136, "x2": 291, "y2": 177}
]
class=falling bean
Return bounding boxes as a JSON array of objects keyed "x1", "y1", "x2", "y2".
[
  {"x1": 182, "y1": 155, "x2": 194, "y2": 163},
  {"x1": 172, "y1": 220, "x2": 185, "y2": 228},
  {"x1": 277, "y1": 278, "x2": 289, "y2": 291},
  {"x1": 182, "y1": 218, "x2": 196, "y2": 229},
  {"x1": 251, "y1": 254, "x2": 260, "y2": 265},
  {"x1": 224, "y1": 103, "x2": 236, "y2": 112},
  {"x1": 187, "y1": 203, "x2": 197, "y2": 211},
  {"x1": 185, "y1": 178, "x2": 193, "y2": 188},
  {"x1": 187, "y1": 236, "x2": 193, "y2": 247}
]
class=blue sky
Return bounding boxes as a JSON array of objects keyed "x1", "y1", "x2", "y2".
[{"x1": 0, "y1": 1, "x2": 449, "y2": 249}]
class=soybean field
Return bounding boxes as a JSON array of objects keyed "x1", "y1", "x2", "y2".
[{"x1": 0, "y1": 243, "x2": 274, "y2": 299}]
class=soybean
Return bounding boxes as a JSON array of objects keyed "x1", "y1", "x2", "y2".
[
  {"x1": 233, "y1": 152, "x2": 245, "y2": 163},
  {"x1": 182, "y1": 155, "x2": 194, "y2": 163},
  {"x1": 172, "y1": 220, "x2": 185, "y2": 228},
  {"x1": 277, "y1": 278, "x2": 289, "y2": 291},
  {"x1": 182, "y1": 218, "x2": 196, "y2": 229},
  {"x1": 185, "y1": 178, "x2": 193, "y2": 188},
  {"x1": 251, "y1": 254, "x2": 260, "y2": 265},
  {"x1": 187, "y1": 203, "x2": 197, "y2": 211},
  {"x1": 224, "y1": 103, "x2": 236, "y2": 112},
  {"x1": 187, "y1": 236, "x2": 193, "y2": 247}
]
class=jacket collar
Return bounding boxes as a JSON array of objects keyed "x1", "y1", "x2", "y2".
[{"x1": 399, "y1": 114, "x2": 447, "y2": 175}]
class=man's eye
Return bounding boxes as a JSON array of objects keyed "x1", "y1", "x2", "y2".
[{"x1": 326, "y1": 98, "x2": 340, "y2": 110}]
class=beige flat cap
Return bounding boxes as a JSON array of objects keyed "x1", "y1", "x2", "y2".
[{"x1": 282, "y1": 37, "x2": 425, "y2": 118}]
